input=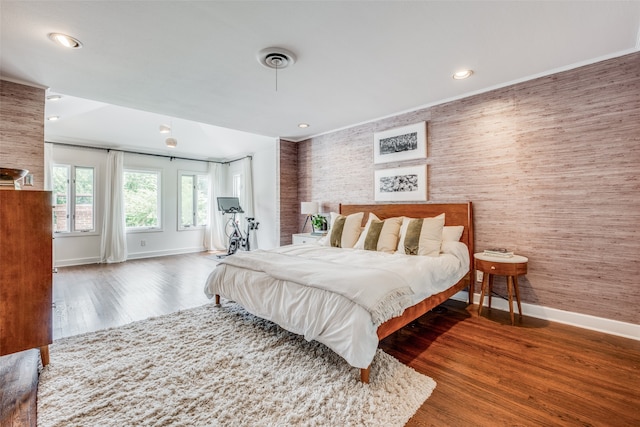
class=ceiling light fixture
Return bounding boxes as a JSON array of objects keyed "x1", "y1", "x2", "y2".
[
  {"x1": 48, "y1": 33, "x2": 83, "y2": 49},
  {"x1": 165, "y1": 122, "x2": 177, "y2": 148},
  {"x1": 46, "y1": 94, "x2": 62, "y2": 101},
  {"x1": 298, "y1": 123, "x2": 310, "y2": 128},
  {"x1": 453, "y1": 69, "x2": 473, "y2": 80},
  {"x1": 257, "y1": 47, "x2": 297, "y2": 92},
  {"x1": 47, "y1": 116, "x2": 60, "y2": 121}
]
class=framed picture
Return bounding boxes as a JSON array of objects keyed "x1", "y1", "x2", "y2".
[
  {"x1": 373, "y1": 121, "x2": 426, "y2": 164},
  {"x1": 374, "y1": 165, "x2": 427, "y2": 202}
]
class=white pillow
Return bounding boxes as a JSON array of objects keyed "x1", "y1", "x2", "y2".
[
  {"x1": 324, "y1": 212, "x2": 364, "y2": 248},
  {"x1": 443, "y1": 225, "x2": 464, "y2": 242},
  {"x1": 396, "y1": 213, "x2": 445, "y2": 257}
]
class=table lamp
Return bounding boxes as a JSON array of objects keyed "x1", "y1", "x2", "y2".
[{"x1": 300, "y1": 201, "x2": 318, "y2": 233}]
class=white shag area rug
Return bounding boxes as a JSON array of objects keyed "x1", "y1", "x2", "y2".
[{"x1": 38, "y1": 302, "x2": 436, "y2": 426}]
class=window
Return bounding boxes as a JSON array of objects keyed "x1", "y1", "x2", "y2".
[
  {"x1": 52, "y1": 164, "x2": 95, "y2": 233},
  {"x1": 179, "y1": 172, "x2": 209, "y2": 229},
  {"x1": 232, "y1": 173, "x2": 242, "y2": 197},
  {"x1": 123, "y1": 169, "x2": 161, "y2": 229}
]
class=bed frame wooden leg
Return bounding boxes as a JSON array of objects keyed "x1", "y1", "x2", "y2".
[
  {"x1": 214, "y1": 294, "x2": 220, "y2": 306},
  {"x1": 361, "y1": 367, "x2": 370, "y2": 383}
]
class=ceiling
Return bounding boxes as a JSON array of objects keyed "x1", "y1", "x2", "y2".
[{"x1": 1, "y1": 1, "x2": 639, "y2": 160}]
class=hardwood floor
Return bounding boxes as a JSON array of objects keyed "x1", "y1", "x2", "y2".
[
  {"x1": 0, "y1": 350, "x2": 39, "y2": 427},
  {"x1": 52, "y1": 252, "x2": 215, "y2": 339},
  {"x1": 380, "y1": 302, "x2": 640, "y2": 426},
  {"x1": 2, "y1": 252, "x2": 639, "y2": 426}
]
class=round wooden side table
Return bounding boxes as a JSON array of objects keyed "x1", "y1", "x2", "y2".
[{"x1": 474, "y1": 253, "x2": 528, "y2": 325}]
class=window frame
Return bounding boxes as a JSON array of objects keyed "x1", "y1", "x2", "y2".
[
  {"x1": 177, "y1": 170, "x2": 209, "y2": 231},
  {"x1": 52, "y1": 163, "x2": 96, "y2": 236},
  {"x1": 123, "y1": 168, "x2": 163, "y2": 233}
]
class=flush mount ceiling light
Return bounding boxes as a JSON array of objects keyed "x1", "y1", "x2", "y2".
[
  {"x1": 257, "y1": 47, "x2": 297, "y2": 91},
  {"x1": 47, "y1": 116, "x2": 60, "y2": 121},
  {"x1": 46, "y1": 94, "x2": 62, "y2": 101},
  {"x1": 48, "y1": 32, "x2": 83, "y2": 49},
  {"x1": 453, "y1": 69, "x2": 474, "y2": 80},
  {"x1": 298, "y1": 123, "x2": 310, "y2": 128},
  {"x1": 163, "y1": 122, "x2": 177, "y2": 148}
]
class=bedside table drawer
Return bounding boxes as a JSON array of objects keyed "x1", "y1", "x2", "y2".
[
  {"x1": 475, "y1": 258, "x2": 527, "y2": 276},
  {"x1": 292, "y1": 233, "x2": 323, "y2": 245}
]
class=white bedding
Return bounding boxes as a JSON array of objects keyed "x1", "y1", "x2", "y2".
[{"x1": 204, "y1": 242, "x2": 469, "y2": 369}]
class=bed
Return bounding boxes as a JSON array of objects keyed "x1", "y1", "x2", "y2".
[{"x1": 205, "y1": 202, "x2": 474, "y2": 382}]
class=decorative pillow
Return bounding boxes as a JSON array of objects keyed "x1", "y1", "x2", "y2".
[
  {"x1": 443, "y1": 225, "x2": 464, "y2": 242},
  {"x1": 325, "y1": 212, "x2": 364, "y2": 248},
  {"x1": 396, "y1": 213, "x2": 445, "y2": 257},
  {"x1": 353, "y1": 213, "x2": 380, "y2": 249},
  {"x1": 363, "y1": 219, "x2": 384, "y2": 250},
  {"x1": 354, "y1": 214, "x2": 402, "y2": 253}
]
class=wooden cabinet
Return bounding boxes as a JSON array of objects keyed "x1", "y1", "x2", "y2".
[{"x1": 0, "y1": 190, "x2": 52, "y2": 364}]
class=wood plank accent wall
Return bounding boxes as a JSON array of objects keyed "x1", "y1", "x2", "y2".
[
  {"x1": 0, "y1": 80, "x2": 45, "y2": 190},
  {"x1": 295, "y1": 52, "x2": 640, "y2": 325},
  {"x1": 278, "y1": 139, "x2": 298, "y2": 245}
]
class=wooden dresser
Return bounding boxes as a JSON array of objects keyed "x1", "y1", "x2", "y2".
[{"x1": 0, "y1": 190, "x2": 52, "y2": 365}]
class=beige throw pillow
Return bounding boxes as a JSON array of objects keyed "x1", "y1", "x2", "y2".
[
  {"x1": 354, "y1": 213, "x2": 380, "y2": 249},
  {"x1": 326, "y1": 212, "x2": 364, "y2": 248},
  {"x1": 354, "y1": 214, "x2": 402, "y2": 253},
  {"x1": 397, "y1": 213, "x2": 445, "y2": 257}
]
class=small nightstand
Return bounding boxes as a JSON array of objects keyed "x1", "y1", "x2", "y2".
[
  {"x1": 474, "y1": 253, "x2": 528, "y2": 325},
  {"x1": 292, "y1": 233, "x2": 324, "y2": 245}
]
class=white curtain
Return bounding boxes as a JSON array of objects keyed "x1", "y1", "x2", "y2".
[
  {"x1": 100, "y1": 151, "x2": 127, "y2": 263},
  {"x1": 44, "y1": 142, "x2": 53, "y2": 191},
  {"x1": 204, "y1": 162, "x2": 227, "y2": 251},
  {"x1": 239, "y1": 157, "x2": 258, "y2": 250}
]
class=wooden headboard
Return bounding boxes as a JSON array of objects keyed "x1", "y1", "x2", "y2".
[{"x1": 339, "y1": 202, "x2": 474, "y2": 274}]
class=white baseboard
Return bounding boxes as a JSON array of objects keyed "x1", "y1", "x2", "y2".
[
  {"x1": 55, "y1": 247, "x2": 206, "y2": 267},
  {"x1": 126, "y1": 246, "x2": 205, "y2": 260},
  {"x1": 451, "y1": 291, "x2": 639, "y2": 342},
  {"x1": 55, "y1": 256, "x2": 101, "y2": 267}
]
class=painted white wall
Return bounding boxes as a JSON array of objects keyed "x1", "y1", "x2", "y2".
[
  {"x1": 251, "y1": 142, "x2": 278, "y2": 250},
  {"x1": 52, "y1": 138, "x2": 279, "y2": 266},
  {"x1": 224, "y1": 141, "x2": 278, "y2": 250}
]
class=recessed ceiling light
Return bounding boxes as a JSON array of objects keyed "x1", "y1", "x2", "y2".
[
  {"x1": 47, "y1": 116, "x2": 60, "y2": 121},
  {"x1": 159, "y1": 124, "x2": 171, "y2": 134},
  {"x1": 46, "y1": 94, "x2": 62, "y2": 101},
  {"x1": 298, "y1": 123, "x2": 310, "y2": 128},
  {"x1": 453, "y1": 69, "x2": 473, "y2": 80},
  {"x1": 48, "y1": 33, "x2": 83, "y2": 49},
  {"x1": 165, "y1": 137, "x2": 177, "y2": 148}
]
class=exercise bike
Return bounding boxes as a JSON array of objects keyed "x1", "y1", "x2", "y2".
[{"x1": 217, "y1": 197, "x2": 259, "y2": 257}]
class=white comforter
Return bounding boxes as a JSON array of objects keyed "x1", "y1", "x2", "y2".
[{"x1": 204, "y1": 242, "x2": 469, "y2": 369}]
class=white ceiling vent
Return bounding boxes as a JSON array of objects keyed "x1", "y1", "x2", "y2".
[{"x1": 257, "y1": 47, "x2": 296, "y2": 69}]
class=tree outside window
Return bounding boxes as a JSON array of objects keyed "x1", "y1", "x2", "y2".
[{"x1": 123, "y1": 170, "x2": 161, "y2": 229}]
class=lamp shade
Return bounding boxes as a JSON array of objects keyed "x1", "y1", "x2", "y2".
[{"x1": 300, "y1": 201, "x2": 318, "y2": 215}]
